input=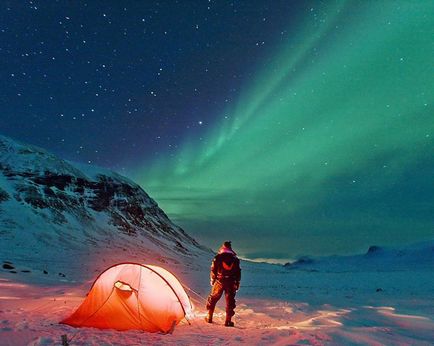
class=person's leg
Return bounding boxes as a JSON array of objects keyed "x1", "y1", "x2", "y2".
[
  {"x1": 224, "y1": 283, "x2": 236, "y2": 326},
  {"x1": 205, "y1": 281, "x2": 223, "y2": 323}
]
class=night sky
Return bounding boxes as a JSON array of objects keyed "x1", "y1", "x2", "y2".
[{"x1": 1, "y1": 1, "x2": 433, "y2": 261}]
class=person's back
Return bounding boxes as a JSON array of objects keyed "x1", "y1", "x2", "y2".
[
  {"x1": 205, "y1": 241, "x2": 241, "y2": 327},
  {"x1": 212, "y1": 252, "x2": 240, "y2": 282}
]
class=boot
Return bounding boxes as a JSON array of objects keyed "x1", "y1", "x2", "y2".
[
  {"x1": 205, "y1": 310, "x2": 213, "y2": 323},
  {"x1": 224, "y1": 317, "x2": 234, "y2": 327}
]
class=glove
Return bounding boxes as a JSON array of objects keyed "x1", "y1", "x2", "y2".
[{"x1": 234, "y1": 282, "x2": 240, "y2": 291}]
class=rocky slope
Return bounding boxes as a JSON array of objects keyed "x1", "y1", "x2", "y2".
[{"x1": 0, "y1": 135, "x2": 209, "y2": 283}]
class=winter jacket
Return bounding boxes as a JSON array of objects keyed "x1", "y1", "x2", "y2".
[{"x1": 210, "y1": 247, "x2": 241, "y2": 285}]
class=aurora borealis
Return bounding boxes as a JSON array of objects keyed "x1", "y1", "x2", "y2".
[
  {"x1": 135, "y1": 1, "x2": 434, "y2": 260},
  {"x1": 1, "y1": 1, "x2": 433, "y2": 261}
]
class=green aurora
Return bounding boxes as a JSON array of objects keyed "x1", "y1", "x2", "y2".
[{"x1": 134, "y1": 1, "x2": 434, "y2": 260}]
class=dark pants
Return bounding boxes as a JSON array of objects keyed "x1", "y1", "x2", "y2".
[{"x1": 206, "y1": 280, "x2": 237, "y2": 318}]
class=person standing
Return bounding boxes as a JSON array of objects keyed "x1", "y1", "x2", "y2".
[{"x1": 205, "y1": 241, "x2": 241, "y2": 327}]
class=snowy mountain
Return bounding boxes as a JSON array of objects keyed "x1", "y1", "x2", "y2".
[
  {"x1": 0, "y1": 135, "x2": 210, "y2": 283},
  {"x1": 284, "y1": 241, "x2": 434, "y2": 272}
]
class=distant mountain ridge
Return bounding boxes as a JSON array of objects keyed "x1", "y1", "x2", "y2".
[
  {"x1": 284, "y1": 241, "x2": 434, "y2": 272},
  {"x1": 0, "y1": 135, "x2": 209, "y2": 282}
]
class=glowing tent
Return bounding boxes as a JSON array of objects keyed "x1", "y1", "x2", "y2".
[{"x1": 61, "y1": 263, "x2": 193, "y2": 333}]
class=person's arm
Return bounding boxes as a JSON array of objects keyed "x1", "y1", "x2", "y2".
[
  {"x1": 234, "y1": 257, "x2": 241, "y2": 289},
  {"x1": 210, "y1": 256, "x2": 218, "y2": 285}
]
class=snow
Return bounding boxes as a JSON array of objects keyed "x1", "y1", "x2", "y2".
[
  {"x1": 1, "y1": 244, "x2": 434, "y2": 345},
  {"x1": 0, "y1": 134, "x2": 207, "y2": 285},
  {"x1": 0, "y1": 135, "x2": 85, "y2": 179},
  {"x1": 1, "y1": 134, "x2": 434, "y2": 345},
  {"x1": 70, "y1": 161, "x2": 139, "y2": 190}
]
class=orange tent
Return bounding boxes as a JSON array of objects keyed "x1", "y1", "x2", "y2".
[{"x1": 61, "y1": 263, "x2": 193, "y2": 333}]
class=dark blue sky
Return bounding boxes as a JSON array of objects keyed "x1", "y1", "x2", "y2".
[{"x1": 0, "y1": 0, "x2": 306, "y2": 173}]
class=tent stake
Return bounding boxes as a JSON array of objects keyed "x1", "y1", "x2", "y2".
[{"x1": 61, "y1": 334, "x2": 69, "y2": 346}]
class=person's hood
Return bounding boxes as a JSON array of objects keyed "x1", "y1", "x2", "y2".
[{"x1": 218, "y1": 246, "x2": 237, "y2": 256}]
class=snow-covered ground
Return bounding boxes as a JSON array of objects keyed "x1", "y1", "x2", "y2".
[
  {"x1": 1, "y1": 135, "x2": 433, "y2": 345},
  {"x1": 1, "y1": 245, "x2": 434, "y2": 346}
]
